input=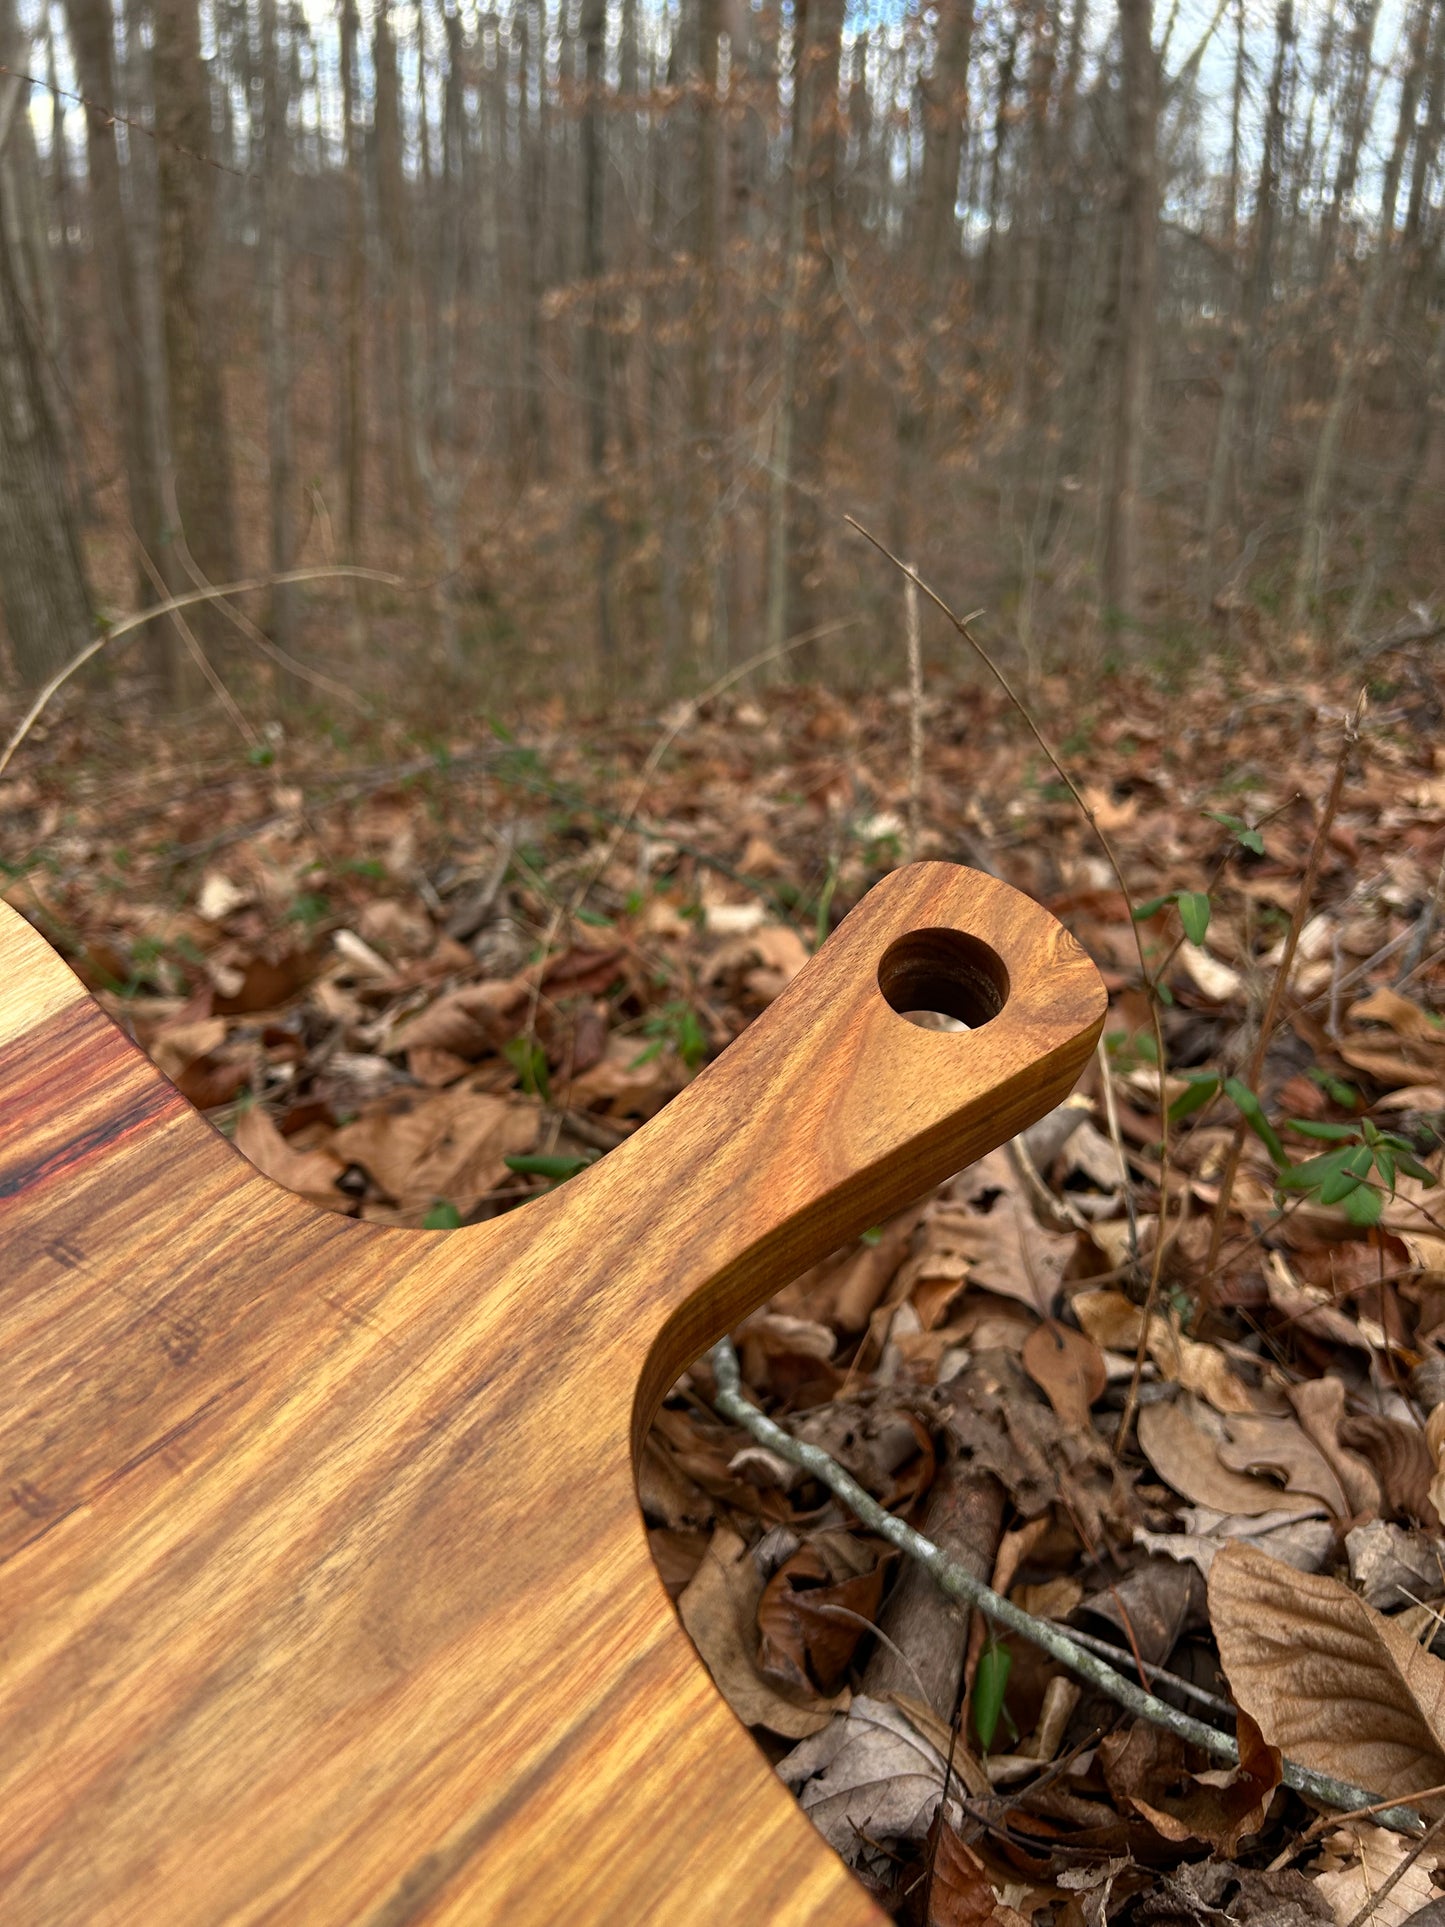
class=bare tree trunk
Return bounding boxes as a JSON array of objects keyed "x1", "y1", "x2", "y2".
[
  {"x1": 579, "y1": 0, "x2": 616, "y2": 673},
  {"x1": 1201, "y1": 0, "x2": 1291, "y2": 606},
  {"x1": 374, "y1": 0, "x2": 421, "y2": 530},
  {"x1": 765, "y1": 0, "x2": 817, "y2": 663},
  {"x1": 891, "y1": 0, "x2": 973, "y2": 568},
  {"x1": 1289, "y1": 0, "x2": 1431, "y2": 633},
  {"x1": 1100, "y1": 0, "x2": 1160, "y2": 629},
  {"x1": 517, "y1": 0, "x2": 550, "y2": 480},
  {"x1": 682, "y1": 0, "x2": 720, "y2": 678},
  {"x1": 62, "y1": 0, "x2": 170, "y2": 669},
  {"x1": 259, "y1": 0, "x2": 295, "y2": 658},
  {"x1": 782, "y1": 0, "x2": 845, "y2": 665},
  {"x1": 0, "y1": 62, "x2": 92, "y2": 685},
  {"x1": 338, "y1": 0, "x2": 365, "y2": 562},
  {"x1": 152, "y1": 0, "x2": 237, "y2": 627},
  {"x1": 1347, "y1": 296, "x2": 1445, "y2": 635}
]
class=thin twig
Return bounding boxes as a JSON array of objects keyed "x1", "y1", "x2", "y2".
[
  {"x1": 0, "y1": 60, "x2": 246, "y2": 177},
  {"x1": 1198, "y1": 693, "x2": 1364, "y2": 1313},
  {"x1": 1269, "y1": 1780, "x2": 1445, "y2": 1870},
  {"x1": 1045, "y1": 1620, "x2": 1236, "y2": 1721},
  {"x1": 1095, "y1": 1035, "x2": 1141, "y2": 1275},
  {"x1": 0, "y1": 568, "x2": 400, "y2": 783},
  {"x1": 1342, "y1": 1807, "x2": 1445, "y2": 1927},
  {"x1": 708, "y1": 1335, "x2": 1425, "y2": 1836},
  {"x1": 904, "y1": 575, "x2": 924, "y2": 865},
  {"x1": 844, "y1": 519, "x2": 1171, "y2": 1456}
]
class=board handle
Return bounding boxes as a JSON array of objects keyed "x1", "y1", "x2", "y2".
[{"x1": 505, "y1": 860, "x2": 1107, "y2": 1451}]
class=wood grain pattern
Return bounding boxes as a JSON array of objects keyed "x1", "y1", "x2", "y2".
[{"x1": 0, "y1": 862, "x2": 1105, "y2": 1923}]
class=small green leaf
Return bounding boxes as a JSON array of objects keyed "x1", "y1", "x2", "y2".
[
  {"x1": 1308, "y1": 1067, "x2": 1362, "y2": 1108},
  {"x1": 1346, "y1": 1144, "x2": 1375, "y2": 1180},
  {"x1": 1342, "y1": 1183, "x2": 1384, "y2": 1227},
  {"x1": 972, "y1": 1640, "x2": 1012, "y2": 1753},
  {"x1": 1318, "y1": 1165, "x2": 1364, "y2": 1206},
  {"x1": 422, "y1": 1200, "x2": 462, "y2": 1230},
  {"x1": 1287, "y1": 1120, "x2": 1361, "y2": 1141},
  {"x1": 1176, "y1": 892, "x2": 1211, "y2": 946},
  {"x1": 1169, "y1": 1073, "x2": 1220, "y2": 1123},
  {"x1": 1278, "y1": 1147, "x2": 1353, "y2": 1191},
  {"x1": 1223, "y1": 1078, "x2": 1285, "y2": 1165},
  {"x1": 504, "y1": 1036, "x2": 552, "y2": 1103},
  {"x1": 504, "y1": 1152, "x2": 597, "y2": 1182},
  {"x1": 1375, "y1": 1147, "x2": 1396, "y2": 1192},
  {"x1": 1132, "y1": 894, "x2": 1172, "y2": 922},
  {"x1": 1396, "y1": 1151, "x2": 1436, "y2": 1184}
]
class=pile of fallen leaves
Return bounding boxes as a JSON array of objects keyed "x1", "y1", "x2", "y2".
[{"x1": 4, "y1": 655, "x2": 1445, "y2": 1922}]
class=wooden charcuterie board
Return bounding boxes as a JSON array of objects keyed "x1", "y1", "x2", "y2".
[{"x1": 0, "y1": 861, "x2": 1104, "y2": 1922}]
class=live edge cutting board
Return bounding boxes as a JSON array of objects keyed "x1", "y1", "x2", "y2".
[{"x1": 0, "y1": 862, "x2": 1104, "y2": 1924}]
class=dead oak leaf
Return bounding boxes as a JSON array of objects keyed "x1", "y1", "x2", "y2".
[
  {"x1": 901, "y1": 1150, "x2": 1077, "y2": 1320},
  {"x1": 234, "y1": 1105, "x2": 347, "y2": 1211},
  {"x1": 757, "y1": 1537, "x2": 895, "y2": 1695},
  {"x1": 1209, "y1": 1541, "x2": 1445, "y2": 1809},
  {"x1": 776, "y1": 1694, "x2": 958, "y2": 1863},
  {"x1": 328, "y1": 1083, "x2": 537, "y2": 1215},
  {"x1": 1098, "y1": 1709, "x2": 1280, "y2": 1856},
  {"x1": 1137, "y1": 1399, "x2": 1323, "y2": 1519},
  {"x1": 1311, "y1": 1822, "x2": 1445, "y2": 1927},
  {"x1": 678, "y1": 1526, "x2": 847, "y2": 1740},
  {"x1": 1021, "y1": 1319, "x2": 1106, "y2": 1432}
]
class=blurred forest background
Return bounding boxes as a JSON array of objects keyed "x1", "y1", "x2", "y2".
[{"x1": 0, "y1": 0, "x2": 1443, "y2": 708}]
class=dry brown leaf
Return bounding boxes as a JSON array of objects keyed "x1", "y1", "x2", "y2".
[
  {"x1": 776, "y1": 1695, "x2": 956, "y2": 1860},
  {"x1": 1429, "y1": 1405, "x2": 1445, "y2": 1531},
  {"x1": 328, "y1": 1083, "x2": 536, "y2": 1214},
  {"x1": 757, "y1": 1538, "x2": 894, "y2": 1695},
  {"x1": 1345, "y1": 1521, "x2": 1445, "y2": 1610},
  {"x1": 1290, "y1": 1378, "x2": 1386, "y2": 1520},
  {"x1": 234, "y1": 1104, "x2": 346, "y2": 1211},
  {"x1": 1266, "y1": 1253, "x2": 1378, "y2": 1352},
  {"x1": 1178, "y1": 940, "x2": 1244, "y2": 1002},
  {"x1": 565, "y1": 1031, "x2": 679, "y2": 1116},
  {"x1": 1210, "y1": 1542, "x2": 1445, "y2": 1807},
  {"x1": 1135, "y1": 1512, "x2": 1335, "y2": 1579},
  {"x1": 1021, "y1": 1319, "x2": 1106, "y2": 1431},
  {"x1": 1138, "y1": 1862, "x2": 1334, "y2": 1923},
  {"x1": 149, "y1": 1015, "x2": 228, "y2": 1082},
  {"x1": 1348, "y1": 986, "x2": 1445, "y2": 1046},
  {"x1": 832, "y1": 1207, "x2": 928, "y2": 1333},
  {"x1": 900, "y1": 1151, "x2": 1076, "y2": 1318},
  {"x1": 678, "y1": 1527, "x2": 847, "y2": 1740},
  {"x1": 927, "y1": 1823, "x2": 1023, "y2": 1926},
  {"x1": 388, "y1": 977, "x2": 528, "y2": 1059},
  {"x1": 1311, "y1": 1822, "x2": 1445, "y2": 1926},
  {"x1": 1072, "y1": 1289, "x2": 1263, "y2": 1416},
  {"x1": 1138, "y1": 1399, "x2": 1318, "y2": 1517},
  {"x1": 701, "y1": 922, "x2": 809, "y2": 989},
  {"x1": 1216, "y1": 1414, "x2": 1356, "y2": 1517},
  {"x1": 1339, "y1": 1413, "x2": 1438, "y2": 1527},
  {"x1": 1098, "y1": 1708, "x2": 1279, "y2": 1855}
]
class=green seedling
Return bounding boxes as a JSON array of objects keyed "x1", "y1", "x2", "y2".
[
  {"x1": 972, "y1": 1638, "x2": 1012, "y2": 1753},
  {"x1": 504, "y1": 1035, "x2": 552, "y2": 1102},
  {"x1": 504, "y1": 1151, "x2": 600, "y2": 1183}
]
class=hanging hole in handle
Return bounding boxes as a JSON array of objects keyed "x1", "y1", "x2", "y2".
[{"x1": 878, "y1": 928, "x2": 1009, "y2": 1033}]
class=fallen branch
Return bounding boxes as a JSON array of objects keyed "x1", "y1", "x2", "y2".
[{"x1": 706, "y1": 1334, "x2": 1426, "y2": 1837}]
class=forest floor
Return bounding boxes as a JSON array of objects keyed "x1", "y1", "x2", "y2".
[{"x1": 5, "y1": 648, "x2": 1445, "y2": 1924}]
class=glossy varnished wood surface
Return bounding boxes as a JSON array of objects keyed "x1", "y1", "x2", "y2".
[{"x1": 0, "y1": 863, "x2": 1105, "y2": 1923}]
